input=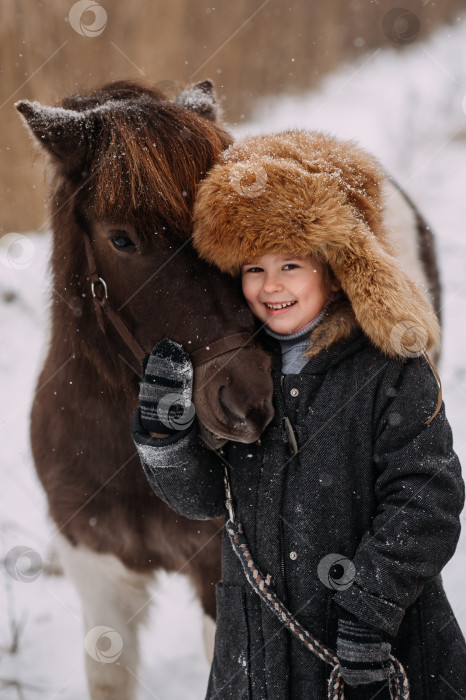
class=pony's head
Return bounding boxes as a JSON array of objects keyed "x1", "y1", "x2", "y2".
[{"x1": 16, "y1": 80, "x2": 274, "y2": 445}]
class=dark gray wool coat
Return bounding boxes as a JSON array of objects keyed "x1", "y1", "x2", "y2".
[{"x1": 131, "y1": 326, "x2": 466, "y2": 700}]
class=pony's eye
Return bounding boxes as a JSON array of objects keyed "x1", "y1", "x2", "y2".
[{"x1": 110, "y1": 234, "x2": 136, "y2": 252}]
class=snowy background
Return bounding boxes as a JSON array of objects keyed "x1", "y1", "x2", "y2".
[{"x1": 1, "y1": 18, "x2": 466, "y2": 699}]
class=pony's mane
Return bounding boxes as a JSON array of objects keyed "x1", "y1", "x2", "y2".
[{"x1": 63, "y1": 81, "x2": 232, "y2": 241}]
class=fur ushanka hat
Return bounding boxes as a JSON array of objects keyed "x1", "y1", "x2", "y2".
[{"x1": 192, "y1": 130, "x2": 440, "y2": 364}]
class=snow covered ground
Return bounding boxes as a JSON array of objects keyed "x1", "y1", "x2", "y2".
[{"x1": 2, "y1": 17, "x2": 466, "y2": 699}]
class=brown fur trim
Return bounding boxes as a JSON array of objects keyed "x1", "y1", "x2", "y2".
[
  {"x1": 192, "y1": 130, "x2": 440, "y2": 359},
  {"x1": 304, "y1": 294, "x2": 359, "y2": 359}
]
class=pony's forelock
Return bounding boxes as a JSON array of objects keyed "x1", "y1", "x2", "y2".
[{"x1": 84, "y1": 96, "x2": 231, "y2": 241}]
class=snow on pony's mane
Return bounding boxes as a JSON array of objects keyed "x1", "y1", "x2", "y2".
[
  {"x1": 18, "y1": 81, "x2": 232, "y2": 243},
  {"x1": 82, "y1": 91, "x2": 231, "y2": 239}
]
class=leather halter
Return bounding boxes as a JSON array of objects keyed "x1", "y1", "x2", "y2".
[
  {"x1": 190, "y1": 332, "x2": 255, "y2": 366},
  {"x1": 83, "y1": 233, "x2": 256, "y2": 369}
]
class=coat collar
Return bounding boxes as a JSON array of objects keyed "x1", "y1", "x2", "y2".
[{"x1": 299, "y1": 326, "x2": 370, "y2": 375}]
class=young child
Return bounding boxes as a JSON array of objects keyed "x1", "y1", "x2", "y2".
[{"x1": 131, "y1": 131, "x2": 466, "y2": 699}]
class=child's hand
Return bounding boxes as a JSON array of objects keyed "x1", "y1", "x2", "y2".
[
  {"x1": 139, "y1": 339, "x2": 194, "y2": 436},
  {"x1": 336, "y1": 608, "x2": 392, "y2": 688}
]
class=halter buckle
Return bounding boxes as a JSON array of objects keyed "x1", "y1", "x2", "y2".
[{"x1": 91, "y1": 277, "x2": 108, "y2": 300}]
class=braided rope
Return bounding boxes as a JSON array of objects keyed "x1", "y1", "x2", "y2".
[{"x1": 226, "y1": 519, "x2": 410, "y2": 700}]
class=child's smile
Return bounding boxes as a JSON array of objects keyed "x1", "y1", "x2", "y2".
[
  {"x1": 264, "y1": 301, "x2": 297, "y2": 311},
  {"x1": 241, "y1": 253, "x2": 340, "y2": 335}
]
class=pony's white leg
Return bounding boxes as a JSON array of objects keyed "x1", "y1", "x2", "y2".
[
  {"x1": 55, "y1": 533, "x2": 153, "y2": 700},
  {"x1": 202, "y1": 613, "x2": 216, "y2": 664}
]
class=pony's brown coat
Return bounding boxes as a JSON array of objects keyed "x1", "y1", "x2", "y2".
[{"x1": 17, "y1": 81, "x2": 274, "y2": 619}]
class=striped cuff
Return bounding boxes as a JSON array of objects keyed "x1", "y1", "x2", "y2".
[{"x1": 337, "y1": 608, "x2": 391, "y2": 686}]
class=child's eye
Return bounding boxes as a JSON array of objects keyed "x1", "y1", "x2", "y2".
[
  {"x1": 283, "y1": 263, "x2": 299, "y2": 270},
  {"x1": 243, "y1": 266, "x2": 263, "y2": 273}
]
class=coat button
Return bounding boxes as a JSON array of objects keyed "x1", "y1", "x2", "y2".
[
  {"x1": 290, "y1": 388, "x2": 299, "y2": 397},
  {"x1": 290, "y1": 551, "x2": 298, "y2": 560}
]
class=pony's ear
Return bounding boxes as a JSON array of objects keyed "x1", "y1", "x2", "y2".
[
  {"x1": 15, "y1": 100, "x2": 90, "y2": 175},
  {"x1": 176, "y1": 80, "x2": 220, "y2": 122}
]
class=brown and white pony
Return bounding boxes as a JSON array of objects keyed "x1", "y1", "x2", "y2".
[
  {"x1": 16, "y1": 80, "x2": 441, "y2": 700},
  {"x1": 16, "y1": 80, "x2": 275, "y2": 700}
]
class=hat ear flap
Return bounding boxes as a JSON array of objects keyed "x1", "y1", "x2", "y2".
[{"x1": 327, "y1": 222, "x2": 440, "y2": 359}]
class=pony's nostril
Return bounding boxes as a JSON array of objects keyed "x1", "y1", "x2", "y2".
[
  {"x1": 246, "y1": 401, "x2": 274, "y2": 426},
  {"x1": 219, "y1": 386, "x2": 273, "y2": 431}
]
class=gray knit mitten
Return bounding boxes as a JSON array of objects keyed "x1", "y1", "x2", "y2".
[
  {"x1": 337, "y1": 607, "x2": 392, "y2": 687},
  {"x1": 139, "y1": 339, "x2": 195, "y2": 435}
]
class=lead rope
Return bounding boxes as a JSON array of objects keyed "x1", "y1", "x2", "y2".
[{"x1": 223, "y1": 467, "x2": 410, "y2": 700}]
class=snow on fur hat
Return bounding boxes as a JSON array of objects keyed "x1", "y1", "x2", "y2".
[{"x1": 192, "y1": 130, "x2": 440, "y2": 362}]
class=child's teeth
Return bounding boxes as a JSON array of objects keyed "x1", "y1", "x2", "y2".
[{"x1": 266, "y1": 301, "x2": 295, "y2": 309}]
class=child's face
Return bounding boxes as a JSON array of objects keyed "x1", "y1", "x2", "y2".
[{"x1": 241, "y1": 254, "x2": 340, "y2": 335}]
